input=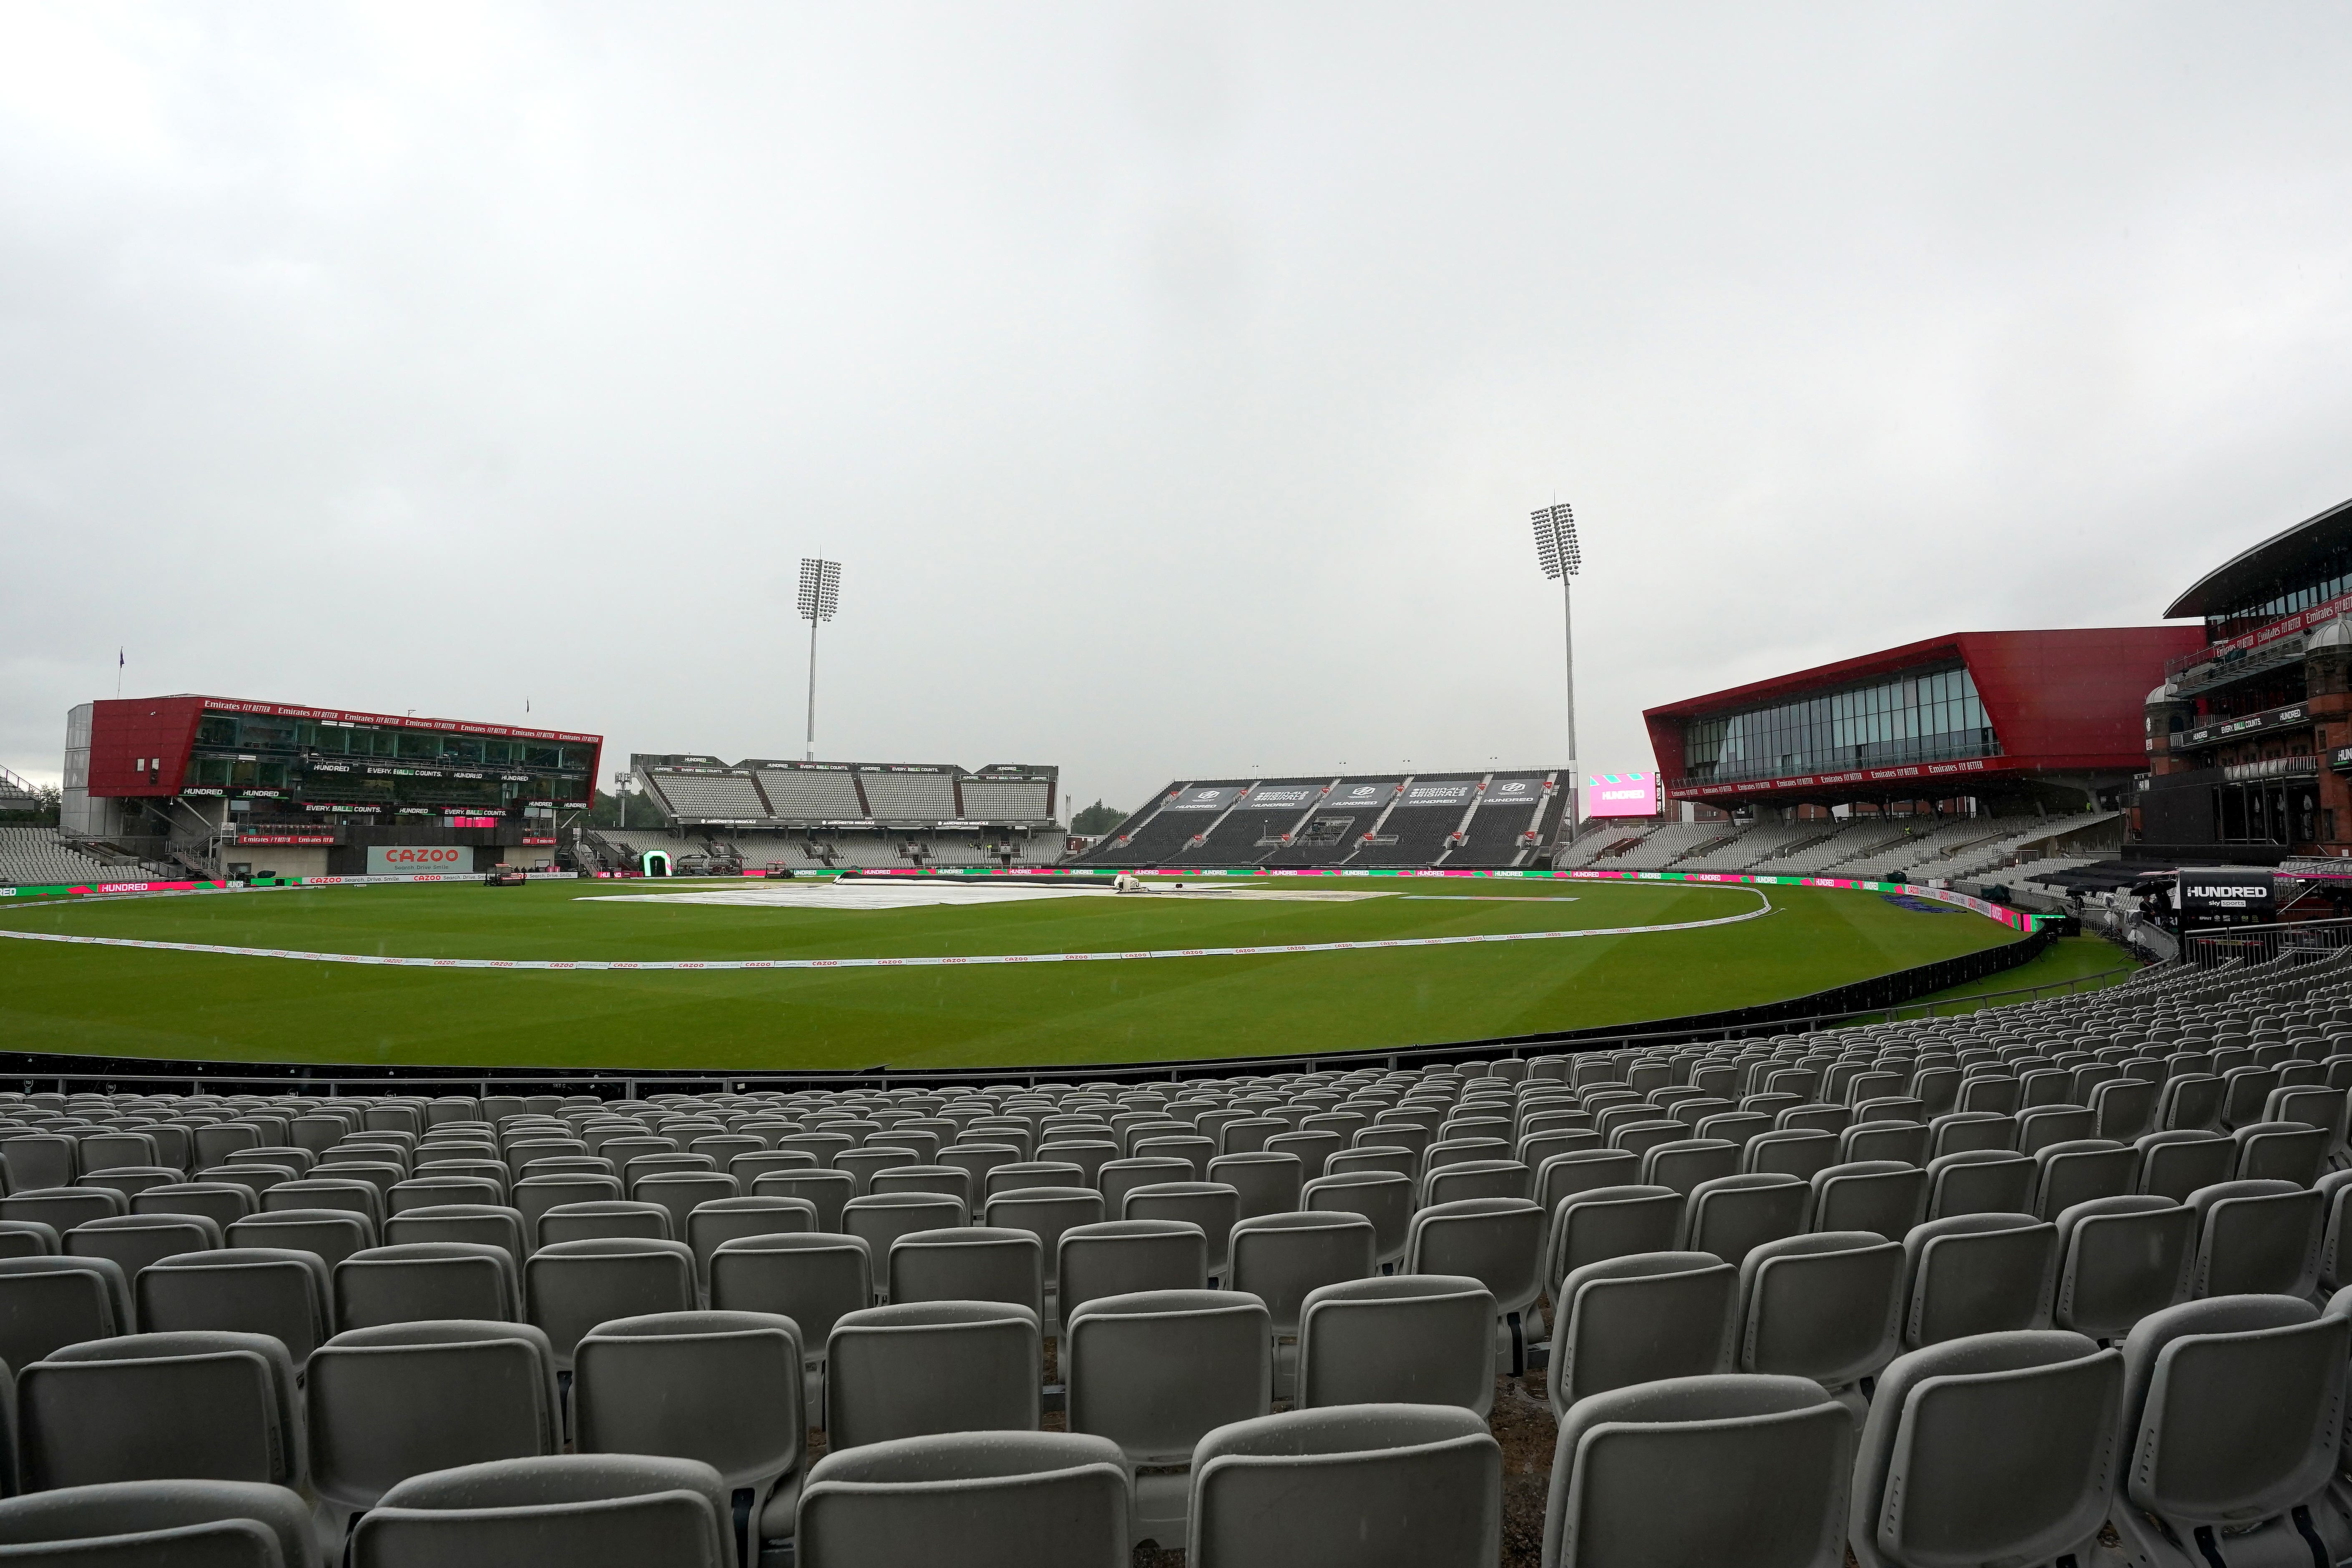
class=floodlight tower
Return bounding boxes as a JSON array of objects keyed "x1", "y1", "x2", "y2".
[
  {"x1": 1531, "y1": 503, "x2": 1583, "y2": 841},
  {"x1": 798, "y1": 557, "x2": 842, "y2": 762}
]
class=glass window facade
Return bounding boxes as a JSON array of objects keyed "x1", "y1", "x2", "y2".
[
  {"x1": 1681, "y1": 665, "x2": 1997, "y2": 783},
  {"x1": 2206, "y1": 538, "x2": 2352, "y2": 642},
  {"x1": 184, "y1": 710, "x2": 593, "y2": 815}
]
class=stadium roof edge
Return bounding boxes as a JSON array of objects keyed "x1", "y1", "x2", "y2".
[{"x1": 2163, "y1": 494, "x2": 2352, "y2": 620}]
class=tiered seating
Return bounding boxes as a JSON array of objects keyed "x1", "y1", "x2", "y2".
[
  {"x1": 959, "y1": 777, "x2": 1053, "y2": 821},
  {"x1": 1084, "y1": 784, "x2": 1253, "y2": 867},
  {"x1": 643, "y1": 772, "x2": 769, "y2": 821},
  {"x1": 1940, "y1": 811, "x2": 2125, "y2": 882},
  {"x1": 1448, "y1": 774, "x2": 1557, "y2": 868},
  {"x1": 857, "y1": 772, "x2": 957, "y2": 820},
  {"x1": 0, "y1": 827, "x2": 159, "y2": 886},
  {"x1": 1, "y1": 960, "x2": 2348, "y2": 1564},
  {"x1": 1593, "y1": 822, "x2": 1725, "y2": 870},
  {"x1": 1163, "y1": 782, "x2": 1329, "y2": 868},
  {"x1": 1764, "y1": 819, "x2": 1912, "y2": 874},
  {"x1": 755, "y1": 769, "x2": 864, "y2": 819},
  {"x1": 1352, "y1": 777, "x2": 1483, "y2": 868},
  {"x1": 1671, "y1": 821, "x2": 1821, "y2": 871},
  {"x1": 1823, "y1": 817, "x2": 2014, "y2": 879}
]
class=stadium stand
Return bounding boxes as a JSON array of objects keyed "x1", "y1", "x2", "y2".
[
  {"x1": 0, "y1": 827, "x2": 176, "y2": 887},
  {"x1": 754, "y1": 767, "x2": 865, "y2": 820},
  {"x1": 0, "y1": 952, "x2": 2348, "y2": 1564},
  {"x1": 1084, "y1": 771, "x2": 1567, "y2": 871},
  {"x1": 1161, "y1": 780, "x2": 1330, "y2": 868},
  {"x1": 1584, "y1": 822, "x2": 1723, "y2": 871},
  {"x1": 1669, "y1": 821, "x2": 1824, "y2": 871}
]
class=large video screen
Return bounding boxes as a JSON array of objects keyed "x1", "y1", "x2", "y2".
[{"x1": 1586, "y1": 773, "x2": 1659, "y2": 818}]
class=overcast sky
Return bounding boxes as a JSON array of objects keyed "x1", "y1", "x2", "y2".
[{"x1": 5, "y1": 5, "x2": 2351, "y2": 813}]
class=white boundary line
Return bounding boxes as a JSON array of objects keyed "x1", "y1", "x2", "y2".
[{"x1": 0, "y1": 889, "x2": 1773, "y2": 971}]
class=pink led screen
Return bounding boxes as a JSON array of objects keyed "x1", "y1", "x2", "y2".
[{"x1": 1586, "y1": 773, "x2": 1659, "y2": 817}]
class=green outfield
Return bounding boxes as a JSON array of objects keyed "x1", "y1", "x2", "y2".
[{"x1": 0, "y1": 874, "x2": 2033, "y2": 1070}]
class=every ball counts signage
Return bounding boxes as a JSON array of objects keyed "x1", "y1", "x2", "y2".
[{"x1": 365, "y1": 845, "x2": 470, "y2": 875}]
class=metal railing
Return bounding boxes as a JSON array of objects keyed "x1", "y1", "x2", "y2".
[{"x1": 2181, "y1": 915, "x2": 2352, "y2": 971}]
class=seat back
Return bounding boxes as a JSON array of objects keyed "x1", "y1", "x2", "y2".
[
  {"x1": 0, "y1": 1478, "x2": 319, "y2": 1568},
  {"x1": 63, "y1": 1213, "x2": 222, "y2": 1282},
  {"x1": 2051, "y1": 1195, "x2": 2192, "y2": 1341},
  {"x1": 354, "y1": 1452, "x2": 729, "y2": 1568},
  {"x1": 2187, "y1": 1180, "x2": 2323, "y2": 1297},
  {"x1": 1551, "y1": 1251, "x2": 1736, "y2": 1418},
  {"x1": 1056, "y1": 1221, "x2": 1208, "y2": 1319},
  {"x1": 1296, "y1": 1275, "x2": 1495, "y2": 1419},
  {"x1": 1807, "y1": 1161, "x2": 1926, "y2": 1239},
  {"x1": 334, "y1": 1242, "x2": 520, "y2": 1330},
  {"x1": 1545, "y1": 1185, "x2": 1682, "y2": 1290},
  {"x1": 1925, "y1": 1150, "x2": 2031, "y2": 1221},
  {"x1": 1901, "y1": 1214, "x2": 2057, "y2": 1348},
  {"x1": 888, "y1": 1227, "x2": 1043, "y2": 1316},
  {"x1": 707, "y1": 1234, "x2": 872, "y2": 1359},
  {"x1": 1402, "y1": 1199, "x2": 1543, "y2": 1315},
  {"x1": 977, "y1": 1189, "x2": 1101, "y2": 1289},
  {"x1": 824, "y1": 1301, "x2": 1041, "y2": 1450},
  {"x1": 1188, "y1": 1405, "x2": 1499, "y2": 1568},
  {"x1": 1849, "y1": 1330, "x2": 2123, "y2": 1568},
  {"x1": 2120, "y1": 1296, "x2": 2351, "y2": 1527},
  {"x1": 524, "y1": 1239, "x2": 698, "y2": 1368},
  {"x1": 1065, "y1": 1290, "x2": 1270, "y2": 1465},
  {"x1": 226, "y1": 1209, "x2": 374, "y2": 1269},
  {"x1": 304, "y1": 1320, "x2": 562, "y2": 1511},
  {"x1": 1682, "y1": 1173, "x2": 1807, "y2": 1265},
  {"x1": 0, "y1": 1255, "x2": 131, "y2": 1372},
  {"x1": 796, "y1": 1430, "x2": 1130, "y2": 1568},
  {"x1": 136, "y1": 1248, "x2": 331, "y2": 1365},
  {"x1": 1204, "y1": 1153, "x2": 1303, "y2": 1221},
  {"x1": 574, "y1": 1311, "x2": 803, "y2": 1490},
  {"x1": 1546, "y1": 1373, "x2": 1852, "y2": 1568},
  {"x1": 381, "y1": 1203, "x2": 526, "y2": 1266},
  {"x1": 1226, "y1": 1212, "x2": 1377, "y2": 1334},
  {"x1": 1737, "y1": 1232, "x2": 1904, "y2": 1389},
  {"x1": 20, "y1": 1331, "x2": 302, "y2": 1491}
]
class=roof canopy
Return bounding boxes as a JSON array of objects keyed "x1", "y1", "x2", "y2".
[{"x1": 2165, "y1": 495, "x2": 2352, "y2": 620}]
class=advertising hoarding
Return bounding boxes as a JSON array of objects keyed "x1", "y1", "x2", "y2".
[
  {"x1": 1586, "y1": 773, "x2": 1659, "y2": 818},
  {"x1": 365, "y1": 845, "x2": 471, "y2": 876},
  {"x1": 2175, "y1": 868, "x2": 2276, "y2": 918}
]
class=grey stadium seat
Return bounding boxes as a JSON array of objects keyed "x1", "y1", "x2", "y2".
[
  {"x1": 1403, "y1": 1198, "x2": 1544, "y2": 1374},
  {"x1": 1064, "y1": 1289, "x2": 1271, "y2": 1549},
  {"x1": 63, "y1": 1213, "x2": 221, "y2": 1283},
  {"x1": 2050, "y1": 1195, "x2": 2193, "y2": 1341},
  {"x1": 0, "y1": 1254, "x2": 132, "y2": 1371},
  {"x1": 1296, "y1": 1274, "x2": 1495, "y2": 1418},
  {"x1": 2107, "y1": 1296, "x2": 2352, "y2": 1567},
  {"x1": 1848, "y1": 1330, "x2": 2123, "y2": 1568},
  {"x1": 1900, "y1": 1214, "x2": 2056, "y2": 1348},
  {"x1": 525, "y1": 1237, "x2": 698, "y2": 1369},
  {"x1": 351, "y1": 1453, "x2": 730, "y2": 1568},
  {"x1": 1736, "y1": 1231, "x2": 1905, "y2": 1403},
  {"x1": 0, "y1": 1479, "x2": 320, "y2": 1568},
  {"x1": 1548, "y1": 1251, "x2": 1736, "y2": 1421},
  {"x1": 1923, "y1": 1149, "x2": 2032, "y2": 1221},
  {"x1": 537, "y1": 1199, "x2": 673, "y2": 1247},
  {"x1": 1545, "y1": 1184, "x2": 1682, "y2": 1292},
  {"x1": 1187, "y1": 1405, "x2": 1499, "y2": 1568},
  {"x1": 333, "y1": 1241, "x2": 520, "y2": 1329},
  {"x1": 824, "y1": 1301, "x2": 1041, "y2": 1450},
  {"x1": 1681, "y1": 1172, "x2": 1807, "y2": 1265},
  {"x1": 381, "y1": 1202, "x2": 527, "y2": 1266},
  {"x1": 19, "y1": 1331, "x2": 302, "y2": 1492},
  {"x1": 1055, "y1": 1221, "x2": 1207, "y2": 1319},
  {"x1": 135, "y1": 1247, "x2": 331, "y2": 1366},
  {"x1": 1544, "y1": 1373, "x2": 1853, "y2": 1568},
  {"x1": 2134, "y1": 1131, "x2": 2235, "y2": 1203},
  {"x1": 574, "y1": 1311, "x2": 804, "y2": 1568},
  {"x1": 226, "y1": 1209, "x2": 374, "y2": 1269},
  {"x1": 795, "y1": 1430, "x2": 1131, "y2": 1568},
  {"x1": 1806, "y1": 1161, "x2": 1925, "y2": 1239},
  {"x1": 304, "y1": 1319, "x2": 563, "y2": 1528},
  {"x1": 887, "y1": 1226, "x2": 1043, "y2": 1317},
  {"x1": 131, "y1": 1183, "x2": 256, "y2": 1230},
  {"x1": 2185, "y1": 1179, "x2": 2323, "y2": 1297}
]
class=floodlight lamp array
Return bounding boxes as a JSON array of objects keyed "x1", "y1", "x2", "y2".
[
  {"x1": 798, "y1": 557, "x2": 842, "y2": 621},
  {"x1": 1531, "y1": 504, "x2": 1580, "y2": 580}
]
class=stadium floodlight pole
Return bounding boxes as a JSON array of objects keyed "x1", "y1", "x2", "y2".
[
  {"x1": 1532, "y1": 501, "x2": 1583, "y2": 841},
  {"x1": 797, "y1": 557, "x2": 842, "y2": 762}
]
